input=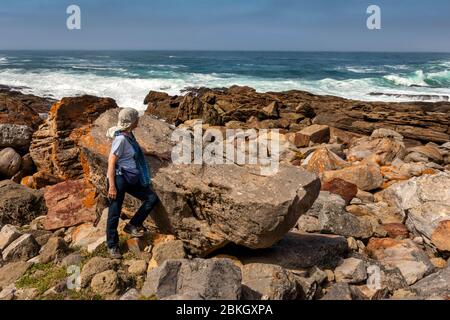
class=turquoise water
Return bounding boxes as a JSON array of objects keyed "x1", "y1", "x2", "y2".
[{"x1": 0, "y1": 51, "x2": 449, "y2": 109}]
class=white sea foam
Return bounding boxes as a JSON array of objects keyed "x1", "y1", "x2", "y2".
[
  {"x1": 1, "y1": 68, "x2": 450, "y2": 110},
  {"x1": 384, "y1": 70, "x2": 429, "y2": 87}
]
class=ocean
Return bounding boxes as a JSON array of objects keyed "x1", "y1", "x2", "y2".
[{"x1": 1, "y1": 51, "x2": 449, "y2": 110}]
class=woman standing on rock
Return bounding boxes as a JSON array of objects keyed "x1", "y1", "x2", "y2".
[{"x1": 105, "y1": 108, "x2": 158, "y2": 259}]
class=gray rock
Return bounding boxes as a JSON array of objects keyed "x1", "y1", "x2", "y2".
[
  {"x1": 411, "y1": 264, "x2": 450, "y2": 299},
  {"x1": 304, "y1": 191, "x2": 375, "y2": 239},
  {"x1": 378, "y1": 172, "x2": 450, "y2": 252},
  {"x1": 334, "y1": 258, "x2": 367, "y2": 284},
  {"x1": 0, "y1": 124, "x2": 32, "y2": 150},
  {"x1": 152, "y1": 164, "x2": 320, "y2": 256},
  {"x1": 0, "y1": 261, "x2": 31, "y2": 288},
  {"x1": 321, "y1": 283, "x2": 366, "y2": 300},
  {"x1": 39, "y1": 237, "x2": 69, "y2": 264},
  {"x1": 226, "y1": 232, "x2": 348, "y2": 271},
  {"x1": 141, "y1": 258, "x2": 242, "y2": 300},
  {"x1": 119, "y1": 288, "x2": 140, "y2": 300},
  {"x1": 241, "y1": 263, "x2": 300, "y2": 300},
  {"x1": 152, "y1": 240, "x2": 186, "y2": 266},
  {"x1": 80, "y1": 257, "x2": 117, "y2": 288},
  {"x1": 0, "y1": 225, "x2": 22, "y2": 251},
  {"x1": 0, "y1": 180, "x2": 46, "y2": 226},
  {"x1": 161, "y1": 293, "x2": 204, "y2": 300},
  {"x1": 0, "y1": 148, "x2": 22, "y2": 178},
  {"x1": 60, "y1": 252, "x2": 82, "y2": 267},
  {"x1": 0, "y1": 284, "x2": 15, "y2": 300},
  {"x1": 2, "y1": 234, "x2": 40, "y2": 262},
  {"x1": 306, "y1": 191, "x2": 346, "y2": 218}
]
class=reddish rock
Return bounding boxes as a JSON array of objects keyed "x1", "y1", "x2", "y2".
[
  {"x1": 29, "y1": 95, "x2": 118, "y2": 181},
  {"x1": 431, "y1": 220, "x2": 450, "y2": 252},
  {"x1": 321, "y1": 178, "x2": 357, "y2": 204},
  {"x1": 306, "y1": 147, "x2": 347, "y2": 174},
  {"x1": 382, "y1": 223, "x2": 409, "y2": 239},
  {"x1": 144, "y1": 86, "x2": 450, "y2": 144},
  {"x1": 322, "y1": 163, "x2": 383, "y2": 191},
  {"x1": 293, "y1": 124, "x2": 330, "y2": 147},
  {"x1": 366, "y1": 238, "x2": 435, "y2": 285},
  {"x1": 0, "y1": 87, "x2": 53, "y2": 129},
  {"x1": 43, "y1": 180, "x2": 97, "y2": 231}
]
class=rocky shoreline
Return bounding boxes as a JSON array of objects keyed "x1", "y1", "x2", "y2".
[{"x1": 0, "y1": 85, "x2": 449, "y2": 300}]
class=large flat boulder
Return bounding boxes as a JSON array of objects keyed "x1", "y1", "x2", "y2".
[{"x1": 152, "y1": 164, "x2": 320, "y2": 256}]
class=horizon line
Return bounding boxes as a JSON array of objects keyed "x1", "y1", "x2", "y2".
[{"x1": 1, "y1": 49, "x2": 450, "y2": 54}]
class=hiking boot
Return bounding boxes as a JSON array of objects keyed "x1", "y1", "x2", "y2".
[
  {"x1": 123, "y1": 223, "x2": 145, "y2": 238},
  {"x1": 108, "y1": 246, "x2": 122, "y2": 259}
]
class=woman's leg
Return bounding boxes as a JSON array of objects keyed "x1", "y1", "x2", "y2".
[
  {"x1": 127, "y1": 184, "x2": 159, "y2": 227},
  {"x1": 106, "y1": 175, "x2": 127, "y2": 248}
]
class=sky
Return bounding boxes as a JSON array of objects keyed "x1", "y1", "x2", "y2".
[{"x1": 0, "y1": 0, "x2": 449, "y2": 51}]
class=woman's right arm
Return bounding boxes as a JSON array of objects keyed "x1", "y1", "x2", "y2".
[{"x1": 107, "y1": 153, "x2": 118, "y2": 199}]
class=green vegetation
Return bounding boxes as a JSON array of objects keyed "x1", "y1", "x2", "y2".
[{"x1": 16, "y1": 263, "x2": 67, "y2": 295}]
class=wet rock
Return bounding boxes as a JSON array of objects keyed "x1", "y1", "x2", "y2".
[{"x1": 141, "y1": 258, "x2": 242, "y2": 300}]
